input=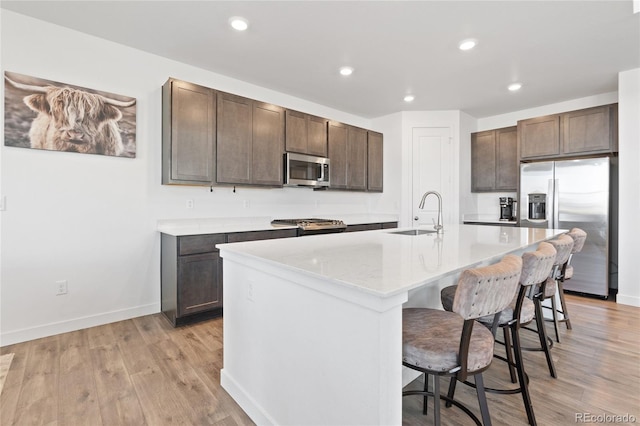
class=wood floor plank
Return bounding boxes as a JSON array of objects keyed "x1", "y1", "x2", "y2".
[
  {"x1": 110, "y1": 319, "x2": 161, "y2": 376},
  {"x1": 58, "y1": 329, "x2": 103, "y2": 425},
  {"x1": 12, "y1": 336, "x2": 60, "y2": 425},
  {"x1": 129, "y1": 366, "x2": 192, "y2": 425},
  {"x1": 149, "y1": 337, "x2": 231, "y2": 424},
  {"x1": 87, "y1": 323, "x2": 117, "y2": 349},
  {"x1": 133, "y1": 314, "x2": 172, "y2": 346},
  {"x1": 90, "y1": 343, "x2": 147, "y2": 425},
  {"x1": 0, "y1": 342, "x2": 30, "y2": 425}
]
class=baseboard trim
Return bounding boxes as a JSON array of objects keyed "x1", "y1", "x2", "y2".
[
  {"x1": 220, "y1": 368, "x2": 276, "y2": 426},
  {"x1": 616, "y1": 294, "x2": 640, "y2": 307},
  {"x1": 0, "y1": 303, "x2": 159, "y2": 346}
]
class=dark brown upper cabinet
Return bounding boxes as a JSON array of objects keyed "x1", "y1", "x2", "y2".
[
  {"x1": 561, "y1": 104, "x2": 617, "y2": 155},
  {"x1": 162, "y1": 79, "x2": 216, "y2": 185},
  {"x1": 328, "y1": 122, "x2": 368, "y2": 191},
  {"x1": 471, "y1": 126, "x2": 517, "y2": 192},
  {"x1": 216, "y1": 92, "x2": 284, "y2": 186},
  {"x1": 162, "y1": 78, "x2": 382, "y2": 191},
  {"x1": 285, "y1": 110, "x2": 328, "y2": 157},
  {"x1": 518, "y1": 115, "x2": 561, "y2": 160},
  {"x1": 519, "y1": 104, "x2": 617, "y2": 161},
  {"x1": 367, "y1": 131, "x2": 384, "y2": 192}
]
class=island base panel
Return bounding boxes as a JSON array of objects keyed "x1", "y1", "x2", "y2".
[{"x1": 221, "y1": 258, "x2": 404, "y2": 425}]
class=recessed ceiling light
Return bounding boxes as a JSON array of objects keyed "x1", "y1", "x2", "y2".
[
  {"x1": 404, "y1": 95, "x2": 415, "y2": 102},
  {"x1": 339, "y1": 66, "x2": 354, "y2": 76},
  {"x1": 508, "y1": 83, "x2": 523, "y2": 91},
  {"x1": 458, "y1": 39, "x2": 477, "y2": 51},
  {"x1": 229, "y1": 16, "x2": 249, "y2": 31}
]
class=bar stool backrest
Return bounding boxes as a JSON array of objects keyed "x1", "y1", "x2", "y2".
[
  {"x1": 520, "y1": 242, "x2": 557, "y2": 287},
  {"x1": 453, "y1": 254, "x2": 522, "y2": 320},
  {"x1": 548, "y1": 235, "x2": 574, "y2": 270},
  {"x1": 567, "y1": 228, "x2": 587, "y2": 254}
]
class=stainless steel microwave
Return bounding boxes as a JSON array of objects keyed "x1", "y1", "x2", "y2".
[{"x1": 284, "y1": 152, "x2": 330, "y2": 188}]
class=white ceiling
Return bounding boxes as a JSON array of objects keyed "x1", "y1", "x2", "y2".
[{"x1": 2, "y1": 1, "x2": 639, "y2": 118}]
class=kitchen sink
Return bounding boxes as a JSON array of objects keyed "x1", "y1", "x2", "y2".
[{"x1": 389, "y1": 229, "x2": 437, "y2": 236}]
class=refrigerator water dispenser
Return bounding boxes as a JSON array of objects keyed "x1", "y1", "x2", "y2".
[{"x1": 528, "y1": 193, "x2": 546, "y2": 220}]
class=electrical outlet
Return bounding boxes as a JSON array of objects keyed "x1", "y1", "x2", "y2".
[
  {"x1": 247, "y1": 281, "x2": 254, "y2": 302},
  {"x1": 186, "y1": 199, "x2": 194, "y2": 209},
  {"x1": 56, "y1": 280, "x2": 68, "y2": 296}
]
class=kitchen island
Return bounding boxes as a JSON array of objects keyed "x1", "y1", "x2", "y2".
[{"x1": 218, "y1": 224, "x2": 565, "y2": 426}]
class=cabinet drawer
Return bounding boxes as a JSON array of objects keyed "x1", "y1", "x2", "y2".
[
  {"x1": 178, "y1": 234, "x2": 227, "y2": 255},
  {"x1": 346, "y1": 223, "x2": 381, "y2": 232},
  {"x1": 227, "y1": 229, "x2": 298, "y2": 243}
]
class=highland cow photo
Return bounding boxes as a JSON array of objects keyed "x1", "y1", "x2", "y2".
[{"x1": 4, "y1": 71, "x2": 136, "y2": 158}]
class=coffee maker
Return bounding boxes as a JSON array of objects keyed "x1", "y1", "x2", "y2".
[{"x1": 499, "y1": 197, "x2": 516, "y2": 221}]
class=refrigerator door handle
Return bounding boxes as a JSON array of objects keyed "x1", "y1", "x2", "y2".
[
  {"x1": 553, "y1": 178, "x2": 560, "y2": 229},
  {"x1": 547, "y1": 178, "x2": 555, "y2": 227}
]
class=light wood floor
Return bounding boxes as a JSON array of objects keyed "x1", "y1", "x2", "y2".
[{"x1": 1, "y1": 294, "x2": 639, "y2": 425}]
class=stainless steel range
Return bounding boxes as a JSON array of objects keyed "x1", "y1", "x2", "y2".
[{"x1": 271, "y1": 218, "x2": 347, "y2": 236}]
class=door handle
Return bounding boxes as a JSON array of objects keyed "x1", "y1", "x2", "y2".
[{"x1": 414, "y1": 216, "x2": 419, "y2": 221}]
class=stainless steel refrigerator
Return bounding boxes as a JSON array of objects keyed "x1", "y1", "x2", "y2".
[{"x1": 519, "y1": 157, "x2": 616, "y2": 297}]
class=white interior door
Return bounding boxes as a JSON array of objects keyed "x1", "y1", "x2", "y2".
[{"x1": 412, "y1": 127, "x2": 453, "y2": 228}]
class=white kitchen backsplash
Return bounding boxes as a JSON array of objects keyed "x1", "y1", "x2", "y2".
[{"x1": 461, "y1": 192, "x2": 518, "y2": 222}]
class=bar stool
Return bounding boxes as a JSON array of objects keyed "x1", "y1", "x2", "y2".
[
  {"x1": 440, "y1": 242, "x2": 557, "y2": 426},
  {"x1": 403, "y1": 255, "x2": 522, "y2": 426},
  {"x1": 554, "y1": 228, "x2": 587, "y2": 331},
  {"x1": 543, "y1": 234, "x2": 575, "y2": 343}
]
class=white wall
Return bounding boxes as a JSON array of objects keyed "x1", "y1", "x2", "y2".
[
  {"x1": 617, "y1": 68, "x2": 640, "y2": 307},
  {"x1": 0, "y1": 11, "x2": 399, "y2": 345}
]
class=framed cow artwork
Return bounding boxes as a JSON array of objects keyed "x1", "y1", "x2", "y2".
[{"x1": 4, "y1": 71, "x2": 136, "y2": 158}]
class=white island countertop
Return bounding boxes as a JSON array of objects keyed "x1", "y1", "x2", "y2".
[
  {"x1": 218, "y1": 223, "x2": 566, "y2": 426},
  {"x1": 218, "y1": 224, "x2": 562, "y2": 298}
]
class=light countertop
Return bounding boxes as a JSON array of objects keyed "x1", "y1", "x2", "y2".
[
  {"x1": 217, "y1": 224, "x2": 565, "y2": 297},
  {"x1": 463, "y1": 214, "x2": 517, "y2": 225},
  {"x1": 157, "y1": 214, "x2": 399, "y2": 236}
]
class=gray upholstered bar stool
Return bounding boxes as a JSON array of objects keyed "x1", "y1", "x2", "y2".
[
  {"x1": 403, "y1": 255, "x2": 522, "y2": 426},
  {"x1": 440, "y1": 242, "x2": 557, "y2": 426},
  {"x1": 553, "y1": 227, "x2": 587, "y2": 331},
  {"x1": 543, "y1": 234, "x2": 575, "y2": 343}
]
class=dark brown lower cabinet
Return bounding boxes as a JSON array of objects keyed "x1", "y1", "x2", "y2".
[
  {"x1": 161, "y1": 233, "x2": 226, "y2": 326},
  {"x1": 161, "y1": 229, "x2": 297, "y2": 326}
]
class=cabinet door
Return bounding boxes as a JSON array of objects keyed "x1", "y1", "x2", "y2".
[
  {"x1": 285, "y1": 109, "x2": 308, "y2": 154},
  {"x1": 328, "y1": 121, "x2": 348, "y2": 189},
  {"x1": 217, "y1": 92, "x2": 252, "y2": 184},
  {"x1": 495, "y1": 127, "x2": 517, "y2": 191},
  {"x1": 163, "y1": 79, "x2": 216, "y2": 185},
  {"x1": 471, "y1": 130, "x2": 496, "y2": 192},
  {"x1": 518, "y1": 115, "x2": 560, "y2": 159},
  {"x1": 177, "y1": 252, "x2": 222, "y2": 317},
  {"x1": 307, "y1": 115, "x2": 328, "y2": 157},
  {"x1": 252, "y1": 102, "x2": 284, "y2": 186},
  {"x1": 347, "y1": 126, "x2": 367, "y2": 190},
  {"x1": 562, "y1": 105, "x2": 613, "y2": 155},
  {"x1": 367, "y1": 131, "x2": 383, "y2": 192}
]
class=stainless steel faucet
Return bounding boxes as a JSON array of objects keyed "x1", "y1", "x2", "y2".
[{"x1": 418, "y1": 190, "x2": 443, "y2": 234}]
